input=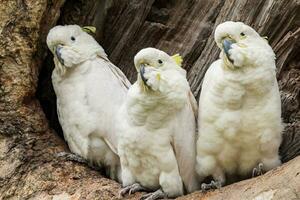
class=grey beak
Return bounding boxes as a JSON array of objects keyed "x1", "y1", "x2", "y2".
[
  {"x1": 222, "y1": 38, "x2": 236, "y2": 63},
  {"x1": 55, "y1": 45, "x2": 64, "y2": 65},
  {"x1": 140, "y1": 64, "x2": 148, "y2": 85}
]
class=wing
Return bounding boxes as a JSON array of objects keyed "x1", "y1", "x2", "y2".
[
  {"x1": 199, "y1": 60, "x2": 220, "y2": 101},
  {"x1": 198, "y1": 60, "x2": 221, "y2": 123},
  {"x1": 90, "y1": 57, "x2": 130, "y2": 155},
  {"x1": 188, "y1": 90, "x2": 198, "y2": 120},
  {"x1": 98, "y1": 55, "x2": 131, "y2": 89},
  {"x1": 108, "y1": 61, "x2": 131, "y2": 89},
  {"x1": 171, "y1": 94, "x2": 200, "y2": 193},
  {"x1": 103, "y1": 62, "x2": 130, "y2": 153},
  {"x1": 103, "y1": 138, "x2": 118, "y2": 155}
]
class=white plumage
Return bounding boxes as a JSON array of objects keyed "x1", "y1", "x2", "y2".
[
  {"x1": 117, "y1": 48, "x2": 199, "y2": 199},
  {"x1": 196, "y1": 21, "x2": 282, "y2": 187},
  {"x1": 46, "y1": 25, "x2": 130, "y2": 181}
]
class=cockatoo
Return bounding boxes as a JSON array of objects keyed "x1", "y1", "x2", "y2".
[
  {"x1": 117, "y1": 47, "x2": 199, "y2": 200},
  {"x1": 196, "y1": 21, "x2": 282, "y2": 189},
  {"x1": 46, "y1": 25, "x2": 130, "y2": 181}
]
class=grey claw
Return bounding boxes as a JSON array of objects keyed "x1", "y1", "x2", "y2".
[
  {"x1": 252, "y1": 169, "x2": 257, "y2": 177},
  {"x1": 129, "y1": 183, "x2": 144, "y2": 195},
  {"x1": 201, "y1": 180, "x2": 222, "y2": 191},
  {"x1": 252, "y1": 163, "x2": 264, "y2": 177},
  {"x1": 140, "y1": 189, "x2": 166, "y2": 200},
  {"x1": 56, "y1": 152, "x2": 87, "y2": 164},
  {"x1": 258, "y1": 163, "x2": 264, "y2": 171},
  {"x1": 119, "y1": 186, "x2": 130, "y2": 198},
  {"x1": 202, "y1": 183, "x2": 210, "y2": 191},
  {"x1": 119, "y1": 183, "x2": 146, "y2": 198}
]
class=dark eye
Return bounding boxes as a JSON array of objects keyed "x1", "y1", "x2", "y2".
[
  {"x1": 240, "y1": 32, "x2": 245, "y2": 36},
  {"x1": 158, "y1": 59, "x2": 163, "y2": 64},
  {"x1": 71, "y1": 36, "x2": 76, "y2": 41}
]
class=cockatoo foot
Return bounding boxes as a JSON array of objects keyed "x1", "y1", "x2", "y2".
[
  {"x1": 252, "y1": 163, "x2": 264, "y2": 177},
  {"x1": 56, "y1": 152, "x2": 105, "y2": 172},
  {"x1": 119, "y1": 183, "x2": 147, "y2": 198},
  {"x1": 140, "y1": 189, "x2": 167, "y2": 200},
  {"x1": 56, "y1": 152, "x2": 87, "y2": 164},
  {"x1": 201, "y1": 180, "x2": 222, "y2": 191}
]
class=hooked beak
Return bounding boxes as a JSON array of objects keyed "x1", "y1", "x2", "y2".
[
  {"x1": 222, "y1": 38, "x2": 236, "y2": 63},
  {"x1": 55, "y1": 45, "x2": 64, "y2": 65},
  {"x1": 139, "y1": 63, "x2": 148, "y2": 85}
]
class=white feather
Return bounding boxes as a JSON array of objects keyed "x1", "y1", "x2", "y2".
[
  {"x1": 196, "y1": 21, "x2": 282, "y2": 184},
  {"x1": 47, "y1": 25, "x2": 130, "y2": 182},
  {"x1": 118, "y1": 48, "x2": 199, "y2": 197}
]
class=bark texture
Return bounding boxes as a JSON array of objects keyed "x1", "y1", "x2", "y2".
[
  {"x1": 178, "y1": 156, "x2": 300, "y2": 200},
  {"x1": 0, "y1": 0, "x2": 299, "y2": 199},
  {"x1": 0, "y1": 1, "x2": 122, "y2": 199}
]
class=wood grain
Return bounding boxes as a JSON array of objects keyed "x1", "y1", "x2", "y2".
[{"x1": 0, "y1": 0, "x2": 299, "y2": 199}]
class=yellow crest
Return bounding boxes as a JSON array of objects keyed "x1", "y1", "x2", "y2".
[
  {"x1": 171, "y1": 54, "x2": 183, "y2": 67},
  {"x1": 81, "y1": 26, "x2": 96, "y2": 34},
  {"x1": 262, "y1": 36, "x2": 268, "y2": 41}
]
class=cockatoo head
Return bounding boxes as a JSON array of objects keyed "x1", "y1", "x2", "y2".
[
  {"x1": 214, "y1": 21, "x2": 275, "y2": 69},
  {"x1": 134, "y1": 47, "x2": 186, "y2": 92},
  {"x1": 47, "y1": 25, "x2": 107, "y2": 74}
]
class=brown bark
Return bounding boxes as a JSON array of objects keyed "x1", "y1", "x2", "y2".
[
  {"x1": 0, "y1": 1, "x2": 121, "y2": 199},
  {"x1": 178, "y1": 156, "x2": 300, "y2": 200},
  {"x1": 0, "y1": 0, "x2": 299, "y2": 199}
]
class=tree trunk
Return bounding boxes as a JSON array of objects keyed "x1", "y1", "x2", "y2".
[
  {"x1": 178, "y1": 156, "x2": 300, "y2": 200},
  {"x1": 0, "y1": 0, "x2": 299, "y2": 199}
]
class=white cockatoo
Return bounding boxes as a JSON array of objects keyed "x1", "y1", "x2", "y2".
[
  {"x1": 117, "y1": 47, "x2": 199, "y2": 200},
  {"x1": 46, "y1": 25, "x2": 130, "y2": 181},
  {"x1": 196, "y1": 21, "x2": 282, "y2": 189}
]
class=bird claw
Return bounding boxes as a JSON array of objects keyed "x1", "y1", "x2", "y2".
[
  {"x1": 119, "y1": 183, "x2": 147, "y2": 198},
  {"x1": 201, "y1": 180, "x2": 222, "y2": 191},
  {"x1": 252, "y1": 163, "x2": 264, "y2": 177},
  {"x1": 56, "y1": 152, "x2": 87, "y2": 164},
  {"x1": 140, "y1": 189, "x2": 166, "y2": 200},
  {"x1": 56, "y1": 152, "x2": 105, "y2": 172}
]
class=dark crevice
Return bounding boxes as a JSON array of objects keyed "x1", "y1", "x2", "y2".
[
  {"x1": 36, "y1": 51, "x2": 63, "y2": 138},
  {"x1": 146, "y1": 0, "x2": 176, "y2": 24}
]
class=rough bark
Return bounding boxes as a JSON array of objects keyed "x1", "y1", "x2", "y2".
[
  {"x1": 178, "y1": 156, "x2": 300, "y2": 200},
  {"x1": 0, "y1": 0, "x2": 299, "y2": 199},
  {"x1": 0, "y1": 1, "x2": 121, "y2": 199}
]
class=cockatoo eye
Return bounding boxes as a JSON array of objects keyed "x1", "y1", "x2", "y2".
[
  {"x1": 240, "y1": 32, "x2": 247, "y2": 39},
  {"x1": 70, "y1": 36, "x2": 76, "y2": 41},
  {"x1": 158, "y1": 59, "x2": 163, "y2": 64}
]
